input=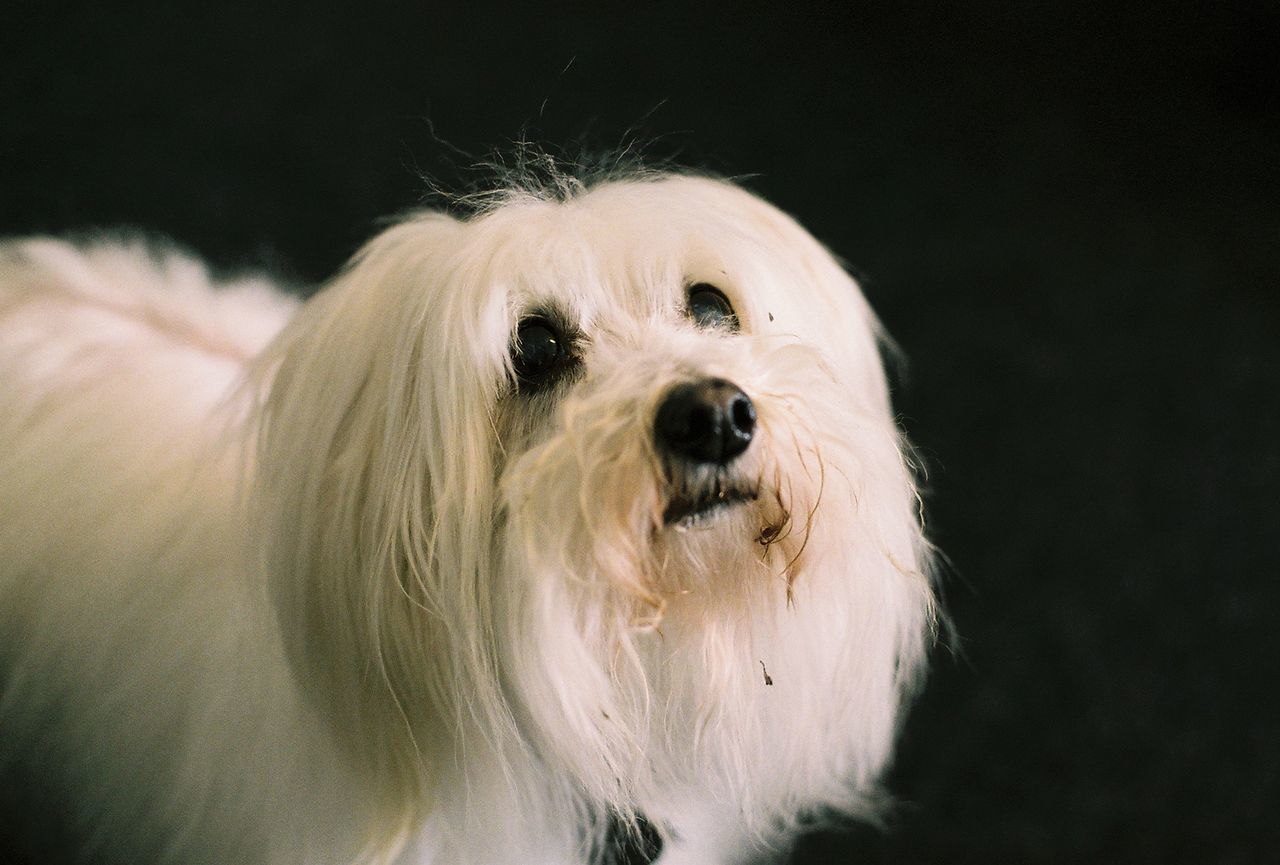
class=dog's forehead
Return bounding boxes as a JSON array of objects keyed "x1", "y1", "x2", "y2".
[{"x1": 459, "y1": 176, "x2": 810, "y2": 325}]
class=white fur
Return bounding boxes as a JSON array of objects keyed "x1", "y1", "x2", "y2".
[{"x1": 0, "y1": 174, "x2": 934, "y2": 864}]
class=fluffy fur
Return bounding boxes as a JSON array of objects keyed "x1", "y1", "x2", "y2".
[{"x1": 0, "y1": 172, "x2": 934, "y2": 864}]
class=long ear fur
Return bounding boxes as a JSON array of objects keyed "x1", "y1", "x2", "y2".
[{"x1": 251, "y1": 212, "x2": 520, "y2": 854}]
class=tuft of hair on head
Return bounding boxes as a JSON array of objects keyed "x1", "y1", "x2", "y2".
[{"x1": 410, "y1": 135, "x2": 709, "y2": 220}]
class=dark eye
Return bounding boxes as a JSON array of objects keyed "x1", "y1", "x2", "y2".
[
  {"x1": 686, "y1": 283, "x2": 738, "y2": 331},
  {"x1": 512, "y1": 316, "x2": 569, "y2": 390}
]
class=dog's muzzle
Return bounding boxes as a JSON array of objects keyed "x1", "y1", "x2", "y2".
[{"x1": 654, "y1": 377, "x2": 755, "y2": 466}]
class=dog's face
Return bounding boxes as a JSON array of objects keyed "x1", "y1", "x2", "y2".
[
  {"x1": 487, "y1": 177, "x2": 897, "y2": 606},
  {"x1": 257, "y1": 173, "x2": 931, "y2": 841}
]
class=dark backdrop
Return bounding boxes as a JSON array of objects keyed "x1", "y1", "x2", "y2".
[{"x1": 2, "y1": 2, "x2": 1277, "y2": 863}]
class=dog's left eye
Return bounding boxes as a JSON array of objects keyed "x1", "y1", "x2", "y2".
[
  {"x1": 512, "y1": 316, "x2": 570, "y2": 390},
  {"x1": 686, "y1": 284, "x2": 738, "y2": 332}
]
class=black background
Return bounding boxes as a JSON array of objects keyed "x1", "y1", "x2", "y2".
[{"x1": 2, "y1": 2, "x2": 1278, "y2": 863}]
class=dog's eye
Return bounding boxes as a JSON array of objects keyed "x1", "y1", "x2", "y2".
[
  {"x1": 686, "y1": 284, "x2": 738, "y2": 332},
  {"x1": 512, "y1": 316, "x2": 569, "y2": 390}
]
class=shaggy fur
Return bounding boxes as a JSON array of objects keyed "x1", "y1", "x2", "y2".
[{"x1": 0, "y1": 171, "x2": 934, "y2": 864}]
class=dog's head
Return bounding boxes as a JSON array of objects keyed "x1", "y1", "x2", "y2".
[{"x1": 254, "y1": 172, "x2": 934, "y2": 850}]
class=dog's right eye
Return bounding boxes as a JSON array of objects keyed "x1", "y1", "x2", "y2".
[{"x1": 512, "y1": 316, "x2": 569, "y2": 391}]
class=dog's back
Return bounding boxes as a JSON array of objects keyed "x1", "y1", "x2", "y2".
[
  {"x1": 0, "y1": 239, "x2": 295, "y2": 639},
  {"x1": 0, "y1": 242, "x2": 357, "y2": 863}
]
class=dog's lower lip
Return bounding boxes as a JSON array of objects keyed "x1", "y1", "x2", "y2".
[{"x1": 663, "y1": 486, "x2": 757, "y2": 526}]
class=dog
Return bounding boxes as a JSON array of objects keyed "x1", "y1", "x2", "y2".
[{"x1": 0, "y1": 167, "x2": 935, "y2": 864}]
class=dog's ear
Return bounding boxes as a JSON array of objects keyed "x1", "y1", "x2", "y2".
[{"x1": 251, "y1": 210, "x2": 509, "y2": 843}]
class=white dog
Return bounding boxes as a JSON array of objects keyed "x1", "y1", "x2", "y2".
[{"x1": 0, "y1": 169, "x2": 934, "y2": 865}]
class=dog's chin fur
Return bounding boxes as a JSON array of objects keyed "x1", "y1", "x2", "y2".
[{"x1": 0, "y1": 171, "x2": 935, "y2": 865}]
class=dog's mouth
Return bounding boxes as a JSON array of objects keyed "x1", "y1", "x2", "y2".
[{"x1": 663, "y1": 478, "x2": 759, "y2": 527}]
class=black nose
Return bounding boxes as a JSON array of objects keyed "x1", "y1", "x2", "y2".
[{"x1": 654, "y1": 378, "x2": 756, "y2": 465}]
